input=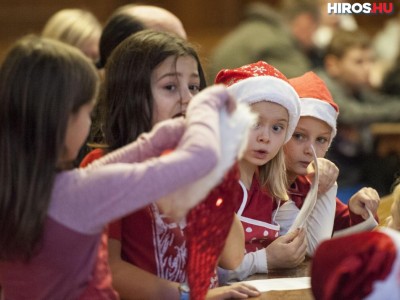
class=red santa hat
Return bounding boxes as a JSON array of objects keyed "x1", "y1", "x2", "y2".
[
  {"x1": 311, "y1": 227, "x2": 400, "y2": 300},
  {"x1": 289, "y1": 72, "x2": 339, "y2": 140},
  {"x1": 215, "y1": 61, "x2": 300, "y2": 143}
]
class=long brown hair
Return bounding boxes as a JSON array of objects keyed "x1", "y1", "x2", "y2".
[
  {"x1": 96, "y1": 29, "x2": 206, "y2": 151},
  {"x1": 0, "y1": 35, "x2": 98, "y2": 261}
]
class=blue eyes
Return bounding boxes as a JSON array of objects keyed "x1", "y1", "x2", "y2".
[
  {"x1": 252, "y1": 123, "x2": 285, "y2": 132},
  {"x1": 293, "y1": 133, "x2": 305, "y2": 141},
  {"x1": 272, "y1": 125, "x2": 284, "y2": 132},
  {"x1": 317, "y1": 137, "x2": 328, "y2": 144},
  {"x1": 292, "y1": 132, "x2": 329, "y2": 144}
]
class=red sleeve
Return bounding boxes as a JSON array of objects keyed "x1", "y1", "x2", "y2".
[
  {"x1": 107, "y1": 219, "x2": 122, "y2": 241},
  {"x1": 333, "y1": 198, "x2": 365, "y2": 231},
  {"x1": 79, "y1": 148, "x2": 105, "y2": 168}
]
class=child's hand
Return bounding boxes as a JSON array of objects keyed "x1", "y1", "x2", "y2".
[
  {"x1": 349, "y1": 187, "x2": 380, "y2": 219},
  {"x1": 307, "y1": 158, "x2": 339, "y2": 196},
  {"x1": 205, "y1": 283, "x2": 260, "y2": 299},
  {"x1": 265, "y1": 228, "x2": 307, "y2": 270},
  {"x1": 149, "y1": 117, "x2": 186, "y2": 151}
]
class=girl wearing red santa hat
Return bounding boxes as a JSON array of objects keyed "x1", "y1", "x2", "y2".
[
  {"x1": 276, "y1": 71, "x2": 380, "y2": 256},
  {"x1": 215, "y1": 61, "x2": 308, "y2": 282}
]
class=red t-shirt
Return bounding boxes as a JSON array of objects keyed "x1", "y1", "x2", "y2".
[{"x1": 82, "y1": 148, "x2": 219, "y2": 286}]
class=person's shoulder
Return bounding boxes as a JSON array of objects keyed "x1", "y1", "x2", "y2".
[{"x1": 80, "y1": 148, "x2": 105, "y2": 167}]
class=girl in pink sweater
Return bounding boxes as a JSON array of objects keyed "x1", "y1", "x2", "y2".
[{"x1": 0, "y1": 35, "x2": 236, "y2": 299}]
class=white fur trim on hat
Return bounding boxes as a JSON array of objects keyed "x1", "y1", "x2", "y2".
[
  {"x1": 156, "y1": 101, "x2": 256, "y2": 220},
  {"x1": 227, "y1": 76, "x2": 300, "y2": 143},
  {"x1": 300, "y1": 97, "x2": 338, "y2": 139}
]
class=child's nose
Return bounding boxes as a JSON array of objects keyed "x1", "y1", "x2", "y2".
[
  {"x1": 257, "y1": 128, "x2": 270, "y2": 143},
  {"x1": 305, "y1": 142, "x2": 313, "y2": 155},
  {"x1": 180, "y1": 88, "x2": 193, "y2": 105}
]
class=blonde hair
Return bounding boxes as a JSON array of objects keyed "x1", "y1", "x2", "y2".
[
  {"x1": 259, "y1": 148, "x2": 289, "y2": 201},
  {"x1": 393, "y1": 183, "x2": 400, "y2": 217},
  {"x1": 42, "y1": 9, "x2": 101, "y2": 53}
]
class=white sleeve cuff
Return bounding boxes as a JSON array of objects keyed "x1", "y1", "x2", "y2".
[{"x1": 222, "y1": 249, "x2": 268, "y2": 282}]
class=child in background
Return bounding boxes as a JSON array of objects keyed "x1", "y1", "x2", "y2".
[
  {"x1": 317, "y1": 28, "x2": 400, "y2": 196},
  {"x1": 42, "y1": 8, "x2": 102, "y2": 63},
  {"x1": 278, "y1": 71, "x2": 380, "y2": 254},
  {"x1": 215, "y1": 61, "x2": 307, "y2": 281},
  {"x1": 0, "y1": 35, "x2": 238, "y2": 299},
  {"x1": 81, "y1": 30, "x2": 259, "y2": 299}
]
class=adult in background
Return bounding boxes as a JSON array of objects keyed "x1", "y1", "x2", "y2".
[{"x1": 207, "y1": 0, "x2": 320, "y2": 82}]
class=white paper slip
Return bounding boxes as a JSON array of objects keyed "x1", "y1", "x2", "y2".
[{"x1": 240, "y1": 276, "x2": 311, "y2": 292}]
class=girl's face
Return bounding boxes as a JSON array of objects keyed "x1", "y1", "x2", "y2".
[
  {"x1": 151, "y1": 55, "x2": 200, "y2": 124},
  {"x1": 284, "y1": 116, "x2": 332, "y2": 179},
  {"x1": 62, "y1": 102, "x2": 94, "y2": 163},
  {"x1": 242, "y1": 101, "x2": 288, "y2": 166}
]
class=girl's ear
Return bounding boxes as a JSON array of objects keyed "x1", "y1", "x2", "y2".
[{"x1": 324, "y1": 54, "x2": 341, "y2": 78}]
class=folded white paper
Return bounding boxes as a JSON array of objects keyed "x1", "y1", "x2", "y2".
[
  {"x1": 240, "y1": 276, "x2": 311, "y2": 292},
  {"x1": 333, "y1": 208, "x2": 378, "y2": 238}
]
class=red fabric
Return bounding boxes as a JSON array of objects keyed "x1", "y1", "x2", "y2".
[
  {"x1": 186, "y1": 164, "x2": 241, "y2": 300},
  {"x1": 288, "y1": 71, "x2": 338, "y2": 113},
  {"x1": 109, "y1": 204, "x2": 191, "y2": 283},
  {"x1": 311, "y1": 231, "x2": 397, "y2": 300},
  {"x1": 214, "y1": 61, "x2": 289, "y2": 86},
  {"x1": 235, "y1": 175, "x2": 280, "y2": 252},
  {"x1": 288, "y1": 175, "x2": 366, "y2": 232},
  {"x1": 78, "y1": 231, "x2": 118, "y2": 300},
  {"x1": 82, "y1": 149, "x2": 190, "y2": 282},
  {"x1": 80, "y1": 148, "x2": 105, "y2": 167},
  {"x1": 78, "y1": 149, "x2": 118, "y2": 299},
  {"x1": 108, "y1": 219, "x2": 122, "y2": 240}
]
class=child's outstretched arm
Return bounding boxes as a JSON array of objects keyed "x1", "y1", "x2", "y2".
[
  {"x1": 92, "y1": 117, "x2": 187, "y2": 165},
  {"x1": 49, "y1": 85, "x2": 237, "y2": 234}
]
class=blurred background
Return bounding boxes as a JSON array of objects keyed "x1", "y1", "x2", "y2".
[{"x1": 0, "y1": 0, "x2": 397, "y2": 63}]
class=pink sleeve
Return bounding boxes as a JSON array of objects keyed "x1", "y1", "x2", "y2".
[
  {"x1": 48, "y1": 85, "x2": 228, "y2": 234},
  {"x1": 87, "y1": 117, "x2": 186, "y2": 166}
]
